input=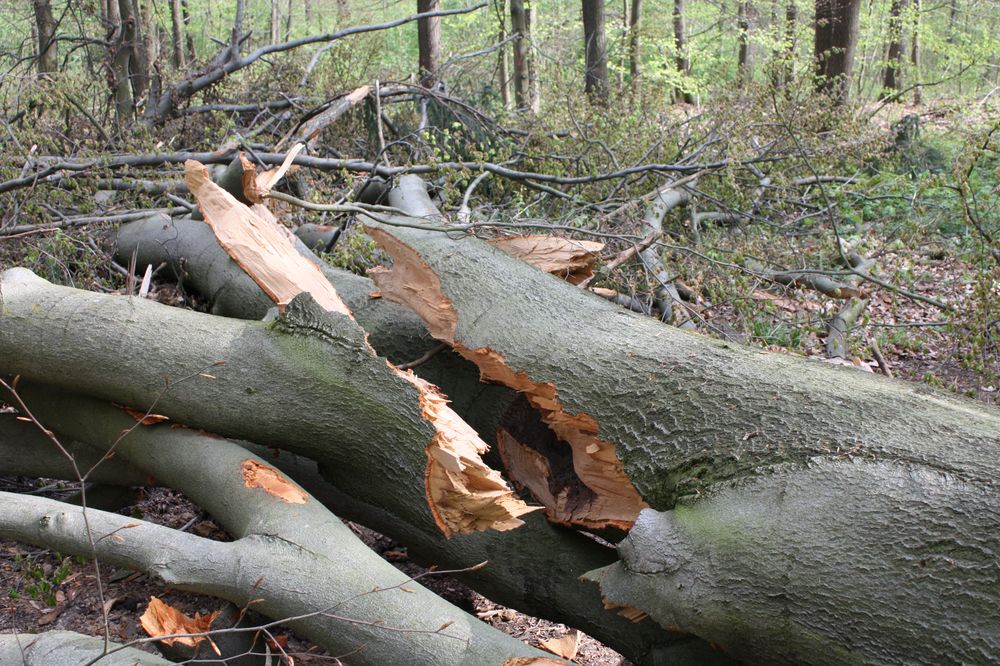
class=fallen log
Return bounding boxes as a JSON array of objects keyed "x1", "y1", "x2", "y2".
[
  {"x1": 0, "y1": 631, "x2": 170, "y2": 665},
  {"x1": 361, "y1": 180, "x2": 1000, "y2": 662},
  {"x1": 0, "y1": 268, "x2": 531, "y2": 539},
  {"x1": 111, "y1": 215, "x2": 719, "y2": 664},
  {"x1": 2, "y1": 384, "x2": 554, "y2": 666}
]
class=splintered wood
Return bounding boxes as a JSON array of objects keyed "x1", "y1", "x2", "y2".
[
  {"x1": 184, "y1": 159, "x2": 349, "y2": 316},
  {"x1": 366, "y1": 224, "x2": 645, "y2": 530},
  {"x1": 186, "y1": 159, "x2": 531, "y2": 536},
  {"x1": 488, "y1": 235, "x2": 604, "y2": 285}
]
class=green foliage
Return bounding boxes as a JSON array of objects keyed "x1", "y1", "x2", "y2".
[
  {"x1": 325, "y1": 225, "x2": 382, "y2": 275},
  {"x1": 11, "y1": 552, "x2": 73, "y2": 608}
]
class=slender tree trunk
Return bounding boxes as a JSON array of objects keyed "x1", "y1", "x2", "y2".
[
  {"x1": 181, "y1": 0, "x2": 196, "y2": 61},
  {"x1": 947, "y1": 0, "x2": 958, "y2": 42},
  {"x1": 911, "y1": 0, "x2": 921, "y2": 103},
  {"x1": 285, "y1": 0, "x2": 293, "y2": 41},
  {"x1": 110, "y1": 1, "x2": 133, "y2": 123},
  {"x1": 270, "y1": 0, "x2": 280, "y2": 44},
  {"x1": 629, "y1": 0, "x2": 641, "y2": 91},
  {"x1": 496, "y1": 0, "x2": 512, "y2": 108},
  {"x1": 582, "y1": 0, "x2": 610, "y2": 98},
  {"x1": 31, "y1": 0, "x2": 58, "y2": 74},
  {"x1": 673, "y1": 0, "x2": 694, "y2": 103},
  {"x1": 781, "y1": 0, "x2": 797, "y2": 87},
  {"x1": 510, "y1": 0, "x2": 537, "y2": 112},
  {"x1": 737, "y1": 1, "x2": 752, "y2": 86},
  {"x1": 529, "y1": 0, "x2": 540, "y2": 108},
  {"x1": 880, "y1": 0, "x2": 906, "y2": 98},
  {"x1": 499, "y1": 32, "x2": 511, "y2": 108},
  {"x1": 813, "y1": 0, "x2": 861, "y2": 102},
  {"x1": 417, "y1": 0, "x2": 442, "y2": 86},
  {"x1": 141, "y1": 0, "x2": 158, "y2": 78},
  {"x1": 170, "y1": 0, "x2": 186, "y2": 68}
]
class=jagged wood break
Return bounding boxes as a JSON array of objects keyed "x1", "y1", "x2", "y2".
[
  {"x1": 186, "y1": 159, "x2": 534, "y2": 537},
  {"x1": 366, "y1": 225, "x2": 644, "y2": 530}
]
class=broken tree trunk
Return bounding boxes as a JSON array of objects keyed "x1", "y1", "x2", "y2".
[
  {"x1": 361, "y1": 180, "x2": 1000, "y2": 663},
  {"x1": 112, "y1": 214, "x2": 515, "y2": 440},
  {"x1": 111, "y1": 215, "x2": 721, "y2": 665},
  {"x1": 0, "y1": 268, "x2": 531, "y2": 539},
  {"x1": 1, "y1": 384, "x2": 555, "y2": 666}
]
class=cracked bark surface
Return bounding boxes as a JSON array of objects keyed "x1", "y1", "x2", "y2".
[{"x1": 360, "y1": 189, "x2": 1000, "y2": 662}]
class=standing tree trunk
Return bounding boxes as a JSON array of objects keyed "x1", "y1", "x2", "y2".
[
  {"x1": 510, "y1": 0, "x2": 537, "y2": 112},
  {"x1": 780, "y1": 0, "x2": 797, "y2": 87},
  {"x1": 737, "y1": 0, "x2": 752, "y2": 86},
  {"x1": 673, "y1": 0, "x2": 694, "y2": 103},
  {"x1": 31, "y1": 0, "x2": 58, "y2": 74},
  {"x1": 270, "y1": 0, "x2": 281, "y2": 44},
  {"x1": 582, "y1": 0, "x2": 610, "y2": 98},
  {"x1": 417, "y1": 0, "x2": 442, "y2": 87},
  {"x1": 880, "y1": 0, "x2": 906, "y2": 98},
  {"x1": 181, "y1": 0, "x2": 196, "y2": 61},
  {"x1": 814, "y1": 0, "x2": 861, "y2": 102},
  {"x1": 629, "y1": 0, "x2": 641, "y2": 92},
  {"x1": 911, "y1": 0, "x2": 922, "y2": 104},
  {"x1": 170, "y1": 0, "x2": 186, "y2": 68},
  {"x1": 496, "y1": 0, "x2": 512, "y2": 108},
  {"x1": 141, "y1": 0, "x2": 158, "y2": 78}
]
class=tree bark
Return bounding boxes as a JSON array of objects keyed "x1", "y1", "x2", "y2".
[
  {"x1": 31, "y1": 0, "x2": 58, "y2": 74},
  {"x1": 910, "y1": 0, "x2": 922, "y2": 104},
  {"x1": 360, "y1": 177, "x2": 1000, "y2": 663},
  {"x1": 628, "y1": 0, "x2": 641, "y2": 91},
  {"x1": 270, "y1": 0, "x2": 281, "y2": 44},
  {"x1": 418, "y1": 0, "x2": 442, "y2": 86},
  {"x1": 582, "y1": 0, "x2": 609, "y2": 98},
  {"x1": 672, "y1": 0, "x2": 694, "y2": 103},
  {"x1": 813, "y1": 0, "x2": 861, "y2": 102},
  {"x1": 510, "y1": 0, "x2": 537, "y2": 112},
  {"x1": 109, "y1": 213, "x2": 723, "y2": 665},
  {"x1": 0, "y1": 386, "x2": 554, "y2": 666},
  {"x1": 880, "y1": 0, "x2": 907, "y2": 97},
  {"x1": 497, "y1": 0, "x2": 512, "y2": 108},
  {"x1": 781, "y1": 0, "x2": 797, "y2": 87},
  {"x1": 110, "y1": 0, "x2": 150, "y2": 124},
  {"x1": 0, "y1": 268, "x2": 531, "y2": 541},
  {"x1": 0, "y1": 631, "x2": 169, "y2": 665},
  {"x1": 737, "y1": 1, "x2": 751, "y2": 86},
  {"x1": 170, "y1": 0, "x2": 186, "y2": 68}
]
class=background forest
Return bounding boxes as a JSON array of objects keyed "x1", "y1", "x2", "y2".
[{"x1": 0, "y1": 0, "x2": 999, "y2": 663}]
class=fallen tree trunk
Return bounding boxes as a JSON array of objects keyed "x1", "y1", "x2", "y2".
[
  {"x1": 113, "y1": 215, "x2": 720, "y2": 664},
  {"x1": 0, "y1": 631, "x2": 170, "y2": 665},
  {"x1": 0, "y1": 265, "x2": 716, "y2": 663},
  {"x1": 360, "y1": 179, "x2": 1000, "y2": 662},
  {"x1": 0, "y1": 268, "x2": 531, "y2": 539},
  {"x1": 114, "y1": 211, "x2": 521, "y2": 458},
  {"x1": 1, "y1": 384, "x2": 554, "y2": 666}
]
